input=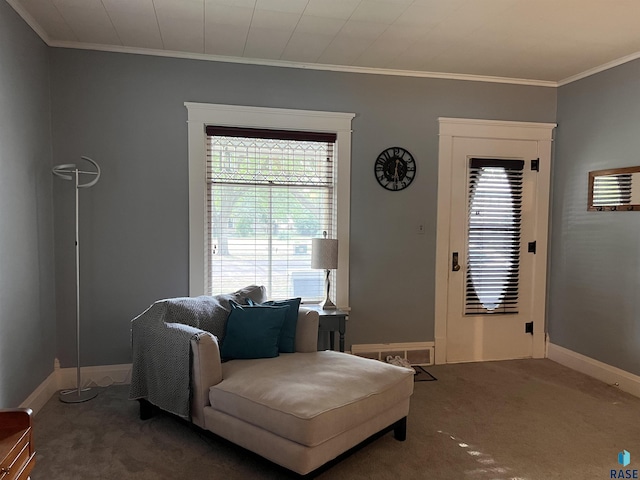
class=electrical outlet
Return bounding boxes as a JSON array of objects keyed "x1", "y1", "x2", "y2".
[{"x1": 417, "y1": 224, "x2": 425, "y2": 234}]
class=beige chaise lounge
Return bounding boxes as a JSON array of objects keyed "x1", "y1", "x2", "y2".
[{"x1": 136, "y1": 304, "x2": 414, "y2": 475}]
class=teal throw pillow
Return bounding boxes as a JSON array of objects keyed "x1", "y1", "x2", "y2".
[
  {"x1": 220, "y1": 302, "x2": 289, "y2": 360},
  {"x1": 264, "y1": 298, "x2": 301, "y2": 353},
  {"x1": 247, "y1": 297, "x2": 301, "y2": 353}
]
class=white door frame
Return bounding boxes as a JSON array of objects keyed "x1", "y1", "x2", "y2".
[{"x1": 434, "y1": 118, "x2": 556, "y2": 364}]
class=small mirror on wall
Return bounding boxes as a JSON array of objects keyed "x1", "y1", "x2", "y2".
[{"x1": 588, "y1": 166, "x2": 640, "y2": 211}]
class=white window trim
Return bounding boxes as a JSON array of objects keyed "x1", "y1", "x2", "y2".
[{"x1": 185, "y1": 102, "x2": 355, "y2": 308}]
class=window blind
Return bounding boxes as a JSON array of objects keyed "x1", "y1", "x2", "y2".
[
  {"x1": 592, "y1": 173, "x2": 632, "y2": 206},
  {"x1": 465, "y1": 158, "x2": 523, "y2": 315},
  {"x1": 205, "y1": 127, "x2": 337, "y2": 300}
]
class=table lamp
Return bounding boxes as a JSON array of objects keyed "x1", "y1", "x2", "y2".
[{"x1": 311, "y1": 231, "x2": 338, "y2": 309}]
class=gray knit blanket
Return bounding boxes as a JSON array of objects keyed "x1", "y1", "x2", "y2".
[{"x1": 129, "y1": 286, "x2": 266, "y2": 419}]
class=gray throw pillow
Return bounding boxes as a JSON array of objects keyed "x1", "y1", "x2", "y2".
[{"x1": 165, "y1": 285, "x2": 267, "y2": 341}]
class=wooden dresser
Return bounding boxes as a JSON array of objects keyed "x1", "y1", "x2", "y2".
[{"x1": 0, "y1": 409, "x2": 35, "y2": 480}]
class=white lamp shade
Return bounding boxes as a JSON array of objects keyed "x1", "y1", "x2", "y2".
[{"x1": 311, "y1": 238, "x2": 338, "y2": 269}]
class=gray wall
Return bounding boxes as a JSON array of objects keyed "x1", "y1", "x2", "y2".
[
  {"x1": 550, "y1": 59, "x2": 640, "y2": 375},
  {"x1": 50, "y1": 48, "x2": 556, "y2": 366},
  {"x1": 0, "y1": 2, "x2": 55, "y2": 407}
]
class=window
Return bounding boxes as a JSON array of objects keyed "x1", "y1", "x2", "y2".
[
  {"x1": 205, "y1": 127, "x2": 335, "y2": 299},
  {"x1": 185, "y1": 103, "x2": 354, "y2": 305},
  {"x1": 592, "y1": 173, "x2": 632, "y2": 207},
  {"x1": 466, "y1": 158, "x2": 523, "y2": 315}
]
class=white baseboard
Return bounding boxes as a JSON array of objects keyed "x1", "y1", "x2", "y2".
[
  {"x1": 24, "y1": 344, "x2": 639, "y2": 413},
  {"x1": 19, "y1": 371, "x2": 58, "y2": 415},
  {"x1": 56, "y1": 362, "x2": 132, "y2": 390},
  {"x1": 434, "y1": 336, "x2": 446, "y2": 365},
  {"x1": 20, "y1": 362, "x2": 133, "y2": 415},
  {"x1": 547, "y1": 343, "x2": 640, "y2": 398}
]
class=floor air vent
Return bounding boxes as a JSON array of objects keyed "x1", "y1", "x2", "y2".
[{"x1": 351, "y1": 342, "x2": 434, "y2": 366}]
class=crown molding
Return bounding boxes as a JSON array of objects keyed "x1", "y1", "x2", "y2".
[
  {"x1": 558, "y1": 50, "x2": 640, "y2": 86},
  {"x1": 6, "y1": 0, "x2": 51, "y2": 45},
  {"x1": 11, "y1": 0, "x2": 640, "y2": 90},
  {"x1": 46, "y1": 39, "x2": 558, "y2": 88}
]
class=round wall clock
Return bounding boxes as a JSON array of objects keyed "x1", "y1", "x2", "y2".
[{"x1": 374, "y1": 147, "x2": 416, "y2": 191}]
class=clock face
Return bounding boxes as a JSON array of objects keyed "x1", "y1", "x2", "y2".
[{"x1": 374, "y1": 147, "x2": 416, "y2": 191}]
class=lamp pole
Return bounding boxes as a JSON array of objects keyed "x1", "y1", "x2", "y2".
[{"x1": 53, "y1": 157, "x2": 101, "y2": 403}]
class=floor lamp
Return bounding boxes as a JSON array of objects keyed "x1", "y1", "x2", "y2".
[{"x1": 52, "y1": 157, "x2": 101, "y2": 403}]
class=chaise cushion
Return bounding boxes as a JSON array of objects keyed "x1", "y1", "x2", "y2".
[{"x1": 209, "y1": 351, "x2": 414, "y2": 447}]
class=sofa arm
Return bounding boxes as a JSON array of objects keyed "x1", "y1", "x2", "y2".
[
  {"x1": 296, "y1": 307, "x2": 320, "y2": 353},
  {"x1": 190, "y1": 332, "x2": 222, "y2": 428}
]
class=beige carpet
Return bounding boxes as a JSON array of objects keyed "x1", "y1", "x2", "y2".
[{"x1": 30, "y1": 359, "x2": 640, "y2": 479}]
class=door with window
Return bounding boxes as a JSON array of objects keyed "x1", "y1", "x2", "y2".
[
  {"x1": 446, "y1": 137, "x2": 539, "y2": 362},
  {"x1": 435, "y1": 119, "x2": 555, "y2": 365}
]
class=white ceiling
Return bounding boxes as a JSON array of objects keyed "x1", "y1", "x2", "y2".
[{"x1": 9, "y1": 0, "x2": 640, "y2": 86}]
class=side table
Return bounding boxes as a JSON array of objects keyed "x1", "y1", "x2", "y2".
[
  {"x1": 304, "y1": 305, "x2": 348, "y2": 352},
  {"x1": 0, "y1": 408, "x2": 35, "y2": 480}
]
